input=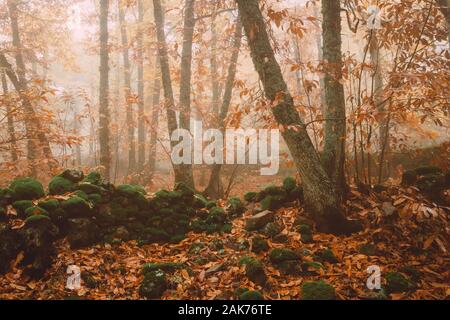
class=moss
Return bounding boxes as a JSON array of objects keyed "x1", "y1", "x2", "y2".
[
  {"x1": 206, "y1": 201, "x2": 217, "y2": 209},
  {"x1": 239, "y1": 290, "x2": 264, "y2": 300},
  {"x1": 61, "y1": 196, "x2": 92, "y2": 218},
  {"x1": 0, "y1": 188, "x2": 14, "y2": 206},
  {"x1": 301, "y1": 281, "x2": 336, "y2": 300},
  {"x1": 143, "y1": 262, "x2": 184, "y2": 274},
  {"x1": 206, "y1": 207, "x2": 226, "y2": 224},
  {"x1": 9, "y1": 178, "x2": 45, "y2": 201},
  {"x1": 240, "y1": 256, "x2": 267, "y2": 286},
  {"x1": 263, "y1": 185, "x2": 285, "y2": 196},
  {"x1": 234, "y1": 287, "x2": 249, "y2": 297},
  {"x1": 12, "y1": 200, "x2": 34, "y2": 218},
  {"x1": 59, "y1": 169, "x2": 84, "y2": 183},
  {"x1": 209, "y1": 239, "x2": 224, "y2": 251},
  {"x1": 117, "y1": 184, "x2": 147, "y2": 197},
  {"x1": 297, "y1": 224, "x2": 313, "y2": 243},
  {"x1": 139, "y1": 269, "x2": 167, "y2": 299},
  {"x1": 25, "y1": 206, "x2": 48, "y2": 218},
  {"x1": 415, "y1": 166, "x2": 442, "y2": 176},
  {"x1": 87, "y1": 193, "x2": 103, "y2": 205},
  {"x1": 227, "y1": 197, "x2": 245, "y2": 216},
  {"x1": 189, "y1": 242, "x2": 205, "y2": 254},
  {"x1": 48, "y1": 176, "x2": 76, "y2": 195},
  {"x1": 83, "y1": 172, "x2": 103, "y2": 185},
  {"x1": 74, "y1": 190, "x2": 89, "y2": 201},
  {"x1": 174, "y1": 182, "x2": 195, "y2": 198},
  {"x1": 77, "y1": 182, "x2": 106, "y2": 195},
  {"x1": 315, "y1": 248, "x2": 338, "y2": 263},
  {"x1": 193, "y1": 194, "x2": 208, "y2": 208},
  {"x1": 261, "y1": 195, "x2": 285, "y2": 211},
  {"x1": 269, "y1": 248, "x2": 299, "y2": 264},
  {"x1": 169, "y1": 234, "x2": 186, "y2": 243},
  {"x1": 301, "y1": 261, "x2": 324, "y2": 272},
  {"x1": 263, "y1": 222, "x2": 282, "y2": 238},
  {"x1": 24, "y1": 214, "x2": 51, "y2": 225},
  {"x1": 244, "y1": 192, "x2": 258, "y2": 202},
  {"x1": 251, "y1": 236, "x2": 269, "y2": 253},
  {"x1": 282, "y1": 176, "x2": 297, "y2": 192},
  {"x1": 385, "y1": 272, "x2": 413, "y2": 293},
  {"x1": 359, "y1": 243, "x2": 377, "y2": 256},
  {"x1": 220, "y1": 223, "x2": 233, "y2": 234},
  {"x1": 38, "y1": 199, "x2": 60, "y2": 212}
]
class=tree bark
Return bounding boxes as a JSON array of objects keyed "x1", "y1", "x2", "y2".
[
  {"x1": 118, "y1": 1, "x2": 136, "y2": 174},
  {"x1": 152, "y1": 0, "x2": 195, "y2": 188},
  {"x1": 137, "y1": 0, "x2": 146, "y2": 172},
  {"x1": 204, "y1": 17, "x2": 243, "y2": 199},
  {"x1": 236, "y1": 0, "x2": 360, "y2": 234},
  {"x1": 435, "y1": 0, "x2": 450, "y2": 47},
  {"x1": 321, "y1": 0, "x2": 347, "y2": 199},
  {"x1": 99, "y1": 0, "x2": 111, "y2": 180},
  {"x1": 1, "y1": 71, "x2": 18, "y2": 162}
]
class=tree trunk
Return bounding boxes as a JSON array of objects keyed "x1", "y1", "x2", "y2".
[
  {"x1": 99, "y1": 0, "x2": 111, "y2": 180},
  {"x1": 236, "y1": 0, "x2": 360, "y2": 235},
  {"x1": 152, "y1": 0, "x2": 194, "y2": 188},
  {"x1": 435, "y1": 0, "x2": 450, "y2": 47},
  {"x1": 118, "y1": 1, "x2": 136, "y2": 174},
  {"x1": 137, "y1": 0, "x2": 146, "y2": 172},
  {"x1": 204, "y1": 17, "x2": 243, "y2": 199},
  {"x1": 321, "y1": 0, "x2": 347, "y2": 199},
  {"x1": 1, "y1": 71, "x2": 18, "y2": 162}
]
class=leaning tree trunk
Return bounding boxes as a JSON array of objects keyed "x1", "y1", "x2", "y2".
[
  {"x1": 204, "y1": 17, "x2": 243, "y2": 199},
  {"x1": 137, "y1": 0, "x2": 146, "y2": 172},
  {"x1": 1, "y1": 71, "x2": 18, "y2": 162},
  {"x1": 321, "y1": 0, "x2": 347, "y2": 200},
  {"x1": 99, "y1": 0, "x2": 111, "y2": 180},
  {"x1": 153, "y1": 0, "x2": 195, "y2": 188},
  {"x1": 118, "y1": 1, "x2": 136, "y2": 174},
  {"x1": 236, "y1": 0, "x2": 360, "y2": 234}
]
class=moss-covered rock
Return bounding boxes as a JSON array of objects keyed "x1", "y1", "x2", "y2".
[
  {"x1": 239, "y1": 290, "x2": 264, "y2": 300},
  {"x1": 12, "y1": 200, "x2": 34, "y2": 218},
  {"x1": 24, "y1": 214, "x2": 51, "y2": 225},
  {"x1": 59, "y1": 169, "x2": 84, "y2": 183},
  {"x1": 9, "y1": 178, "x2": 45, "y2": 201},
  {"x1": 48, "y1": 176, "x2": 76, "y2": 195},
  {"x1": 139, "y1": 269, "x2": 167, "y2": 299},
  {"x1": 385, "y1": 272, "x2": 414, "y2": 293},
  {"x1": 297, "y1": 224, "x2": 313, "y2": 243},
  {"x1": 66, "y1": 218, "x2": 100, "y2": 249},
  {"x1": 226, "y1": 197, "x2": 245, "y2": 216},
  {"x1": 38, "y1": 199, "x2": 60, "y2": 213},
  {"x1": 269, "y1": 248, "x2": 301, "y2": 274},
  {"x1": 83, "y1": 172, "x2": 103, "y2": 185},
  {"x1": 301, "y1": 281, "x2": 336, "y2": 300},
  {"x1": 261, "y1": 195, "x2": 285, "y2": 211},
  {"x1": 282, "y1": 176, "x2": 297, "y2": 192},
  {"x1": 0, "y1": 188, "x2": 14, "y2": 206},
  {"x1": 315, "y1": 248, "x2": 338, "y2": 264},
  {"x1": 24, "y1": 206, "x2": 48, "y2": 218},
  {"x1": 263, "y1": 222, "x2": 283, "y2": 238},
  {"x1": 244, "y1": 192, "x2": 258, "y2": 202},
  {"x1": 61, "y1": 196, "x2": 93, "y2": 218},
  {"x1": 240, "y1": 256, "x2": 267, "y2": 286},
  {"x1": 251, "y1": 236, "x2": 269, "y2": 253}
]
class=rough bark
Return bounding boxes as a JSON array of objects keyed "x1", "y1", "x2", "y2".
[
  {"x1": 321, "y1": 0, "x2": 347, "y2": 200},
  {"x1": 236, "y1": 0, "x2": 360, "y2": 234},
  {"x1": 1, "y1": 71, "x2": 18, "y2": 162},
  {"x1": 152, "y1": 0, "x2": 194, "y2": 188},
  {"x1": 137, "y1": 0, "x2": 146, "y2": 172},
  {"x1": 118, "y1": 1, "x2": 136, "y2": 174},
  {"x1": 99, "y1": 0, "x2": 111, "y2": 180},
  {"x1": 204, "y1": 17, "x2": 243, "y2": 199}
]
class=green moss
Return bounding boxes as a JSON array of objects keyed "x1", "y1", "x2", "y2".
[
  {"x1": 282, "y1": 176, "x2": 297, "y2": 192},
  {"x1": 244, "y1": 192, "x2": 258, "y2": 202},
  {"x1": 38, "y1": 199, "x2": 60, "y2": 212},
  {"x1": 48, "y1": 176, "x2": 76, "y2": 195},
  {"x1": 263, "y1": 185, "x2": 284, "y2": 196},
  {"x1": 359, "y1": 243, "x2": 377, "y2": 256},
  {"x1": 74, "y1": 190, "x2": 89, "y2": 201},
  {"x1": 297, "y1": 224, "x2": 313, "y2": 243},
  {"x1": 301, "y1": 261, "x2": 324, "y2": 272},
  {"x1": 234, "y1": 287, "x2": 249, "y2": 297},
  {"x1": 77, "y1": 182, "x2": 106, "y2": 195},
  {"x1": 315, "y1": 248, "x2": 338, "y2": 263},
  {"x1": 25, "y1": 206, "x2": 48, "y2": 218},
  {"x1": 227, "y1": 197, "x2": 245, "y2": 216},
  {"x1": 61, "y1": 196, "x2": 92, "y2": 218},
  {"x1": 139, "y1": 269, "x2": 167, "y2": 299},
  {"x1": 87, "y1": 193, "x2": 103, "y2": 205},
  {"x1": 143, "y1": 262, "x2": 184, "y2": 274},
  {"x1": 261, "y1": 195, "x2": 285, "y2": 211},
  {"x1": 263, "y1": 222, "x2": 283, "y2": 238},
  {"x1": 189, "y1": 242, "x2": 205, "y2": 254},
  {"x1": 83, "y1": 172, "x2": 103, "y2": 185},
  {"x1": 385, "y1": 272, "x2": 413, "y2": 293},
  {"x1": 206, "y1": 207, "x2": 226, "y2": 224},
  {"x1": 58, "y1": 169, "x2": 84, "y2": 183},
  {"x1": 12, "y1": 200, "x2": 34, "y2": 217},
  {"x1": 240, "y1": 256, "x2": 267, "y2": 286},
  {"x1": 24, "y1": 214, "x2": 51, "y2": 225},
  {"x1": 301, "y1": 281, "x2": 336, "y2": 300},
  {"x1": 269, "y1": 248, "x2": 299, "y2": 264},
  {"x1": 117, "y1": 184, "x2": 146, "y2": 196},
  {"x1": 9, "y1": 178, "x2": 45, "y2": 200},
  {"x1": 220, "y1": 223, "x2": 233, "y2": 234},
  {"x1": 251, "y1": 236, "x2": 269, "y2": 253},
  {"x1": 209, "y1": 239, "x2": 224, "y2": 251},
  {"x1": 239, "y1": 290, "x2": 264, "y2": 300}
]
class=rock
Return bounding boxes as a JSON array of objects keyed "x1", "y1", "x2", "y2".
[
  {"x1": 240, "y1": 256, "x2": 267, "y2": 286},
  {"x1": 9, "y1": 177, "x2": 45, "y2": 201},
  {"x1": 239, "y1": 290, "x2": 264, "y2": 300},
  {"x1": 293, "y1": 216, "x2": 314, "y2": 228},
  {"x1": 83, "y1": 172, "x2": 103, "y2": 185},
  {"x1": 297, "y1": 224, "x2": 313, "y2": 243},
  {"x1": 48, "y1": 176, "x2": 76, "y2": 195},
  {"x1": 66, "y1": 218, "x2": 99, "y2": 249},
  {"x1": 77, "y1": 182, "x2": 107, "y2": 195},
  {"x1": 245, "y1": 210, "x2": 274, "y2": 231},
  {"x1": 24, "y1": 206, "x2": 48, "y2": 218},
  {"x1": 381, "y1": 202, "x2": 396, "y2": 217},
  {"x1": 301, "y1": 281, "x2": 336, "y2": 300},
  {"x1": 315, "y1": 248, "x2": 338, "y2": 263},
  {"x1": 269, "y1": 248, "x2": 301, "y2": 275},
  {"x1": 251, "y1": 236, "x2": 269, "y2": 253},
  {"x1": 226, "y1": 197, "x2": 245, "y2": 216},
  {"x1": 385, "y1": 272, "x2": 414, "y2": 293},
  {"x1": 261, "y1": 195, "x2": 285, "y2": 211},
  {"x1": 12, "y1": 200, "x2": 34, "y2": 219},
  {"x1": 59, "y1": 169, "x2": 84, "y2": 183},
  {"x1": 263, "y1": 222, "x2": 283, "y2": 237},
  {"x1": 61, "y1": 196, "x2": 93, "y2": 218},
  {"x1": 244, "y1": 192, "x2": 258, "y2": 202},
  {"x1": 139, "y1": 269, "x2": 167, "y2": 299},
  {"x1": 38, "y1": 199, "x2": 60, "y2": 213}
]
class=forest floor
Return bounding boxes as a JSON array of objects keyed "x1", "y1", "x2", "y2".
[{"x1": 0, "y1": 182, "x2": 448, "y2": 300}]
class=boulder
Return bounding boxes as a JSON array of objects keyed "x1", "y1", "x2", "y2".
[
  {"x1": 9, "y1": 177, "x2": 45, "y2": 201},
  {"x1": 139, "y1": 269, "x2": 167, "y2": 299},
  {"x1": 240, "y1": 256, "x2": 267, "y2": 286},
  {"x1": 61, "y1": 196, "x2": 93, "y2": 218},
  {"x1": 48, "y1": 176, "x2": 76, "y2": 195},
  {"x1": 12, "y1": 200, "x2": 34, "y2": 219},
  {"x1": 245, "y1": 210, "x2": 274, "y2": 231},
  {"x1": 251, "y1": 236, "x2": 269, "y2": 253},
  {"x1": 300, "y1": 281, "x2": 336, "y2": 300},
  {"x1": 59, "y1": 169, "x2": 84, "y2": 183}
]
